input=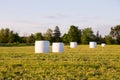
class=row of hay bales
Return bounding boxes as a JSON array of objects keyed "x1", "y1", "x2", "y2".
[
  {"x1": 35, "y1": 41, "x2": 106, "y2": 53},
  {"x1": 89, "y1": 42, "x2": 106, "y2": 48},
  {"x1": 35, "y1": 41, "x2": 64, "y2": 53}
]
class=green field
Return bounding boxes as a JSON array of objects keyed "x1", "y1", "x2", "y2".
[{"x1": 0, "y1": 45, "x2": 120, "y2": 80}]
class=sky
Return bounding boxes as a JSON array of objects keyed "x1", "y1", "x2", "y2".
[{"x1": 0, "y1": 0, "x2": 120, "y2": 37}]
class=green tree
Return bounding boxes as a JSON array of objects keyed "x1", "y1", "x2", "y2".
[
  {"x1": 8, "y1": 31, "x2": 14, "y2": 43},
  {"x1": 62, "y1": 33, "x2": 69, "y2": 44},
  {"x1": 0, "y1": 28, "x2": 5, "y2": 43},
  {"x1": 105, "y1": 36, "x2": 114, "y2": 44},
  {"x1": 20, "y1": 37, "x2": 27, "y2": 43},
  {"x1": 110, "y1": 25, "x2": 120, "y2": 44},
  {"x1": 81, "y1": 28, "x2": 95, "y2": 44},
  {"x1": 0, "y1": 28, "x2": 20, "y2": 43},
  {"x1": 35, "y1": 32, "x2": 43, "y2": 40},
  {"x1": 95, "y1": 31, "x2": 102, "y2": 44},
  {"x1": 53, "y1": 26, "x2": 61, "y2": 42},
  {"x1": 68, "y1": 25, "x2": 81, "y2": 43},
  {"x1": 26, "y1": 34, "x2": 35, "y2": 43},
  {"x1": 0, "y1": 28, "x2": 10, "y2": 43},
  {"x1": 8, "y1": 32, "x2": 20, "y2": 43},
  {"x1": 4, "y1": 28, "x2": 10, "y2": 42},
  {"x1": 44, "y1": 28, "x2": 53, "y2": 42}
]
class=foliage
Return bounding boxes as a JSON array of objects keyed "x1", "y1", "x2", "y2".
[
  {"x1": 1, "y1": 25, "x2": 120, "y2": 44},
  {"x1": 26, "y1": 34, "x2": 35, "y2": 43},
  {"x1": 44, "y1": 28, "x2": 53, "y2": 42},
  {"x1": 62, "y1": 33, "x2": 69, "y2": 44},
  {"x1": 53, "y1": 26, "x2": 61, "y2": 42},
  {"x1": 0, "y1": 28, "x2": 20, "y2": 43},
  {"x1": 68, "y1": 25, "x2": 81, "y2": 43},
  {"x1": 110, "y1": 25, "x2": 120, "y2": 39},
  {"x1": 34, "y1": 32, "x2": 43, "y2": 40},
  {"x1": 105, "y1": 36, "x2": 114, "y2": 44},
  {"x1": 0, "y1": 45, "x2": 120, "y2": 79},
  {"x1": 95, "y1": 31, "x2": 102, "y2": 44},
  {"x1": 110, "y1": 25, "x2": 120, "y2": 44},
  {"x1": 81, "y1": 28, "x2": 95, "y2": 44}
]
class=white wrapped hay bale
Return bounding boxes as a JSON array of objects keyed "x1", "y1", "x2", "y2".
[
  {"x1": 52, "y1": 42, "x2": 64, "y2": 53},
  {"x1": 70, "y1": 42, "x2": 77, "y2": 48},
  {"x1": 101, "y1": 43, "x2": 106, "y2": 47},
  {"x1": 89, "y1": 42, "x2": 97, "y2": 48},
  {"x1": 35, "y1": 41, "x2": 50, "y2": 53}
]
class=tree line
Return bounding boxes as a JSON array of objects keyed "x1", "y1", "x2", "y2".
[{"x1": 0, "y1": 25, "x2": 120, "y2": 44}]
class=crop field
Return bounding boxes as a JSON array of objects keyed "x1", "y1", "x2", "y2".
[{"x1": 0, "y1": 45, "x2": 120, "y2": 80}]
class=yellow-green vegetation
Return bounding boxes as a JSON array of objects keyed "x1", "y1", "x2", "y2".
[{"x1": 0, "y1": 45, "x2": 120, "y2": 80}]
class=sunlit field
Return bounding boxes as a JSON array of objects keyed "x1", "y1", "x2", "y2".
[{"x1": 0, "y1": 45, "x2": 120, "y2": 80}]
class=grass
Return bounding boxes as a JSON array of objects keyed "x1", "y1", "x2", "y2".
[{"x1": 0, "y1": 45, "x2": 120, "y2": 80}]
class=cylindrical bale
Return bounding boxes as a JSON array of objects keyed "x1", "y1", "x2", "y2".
[
  {"x1": 101, "y1": 43, "x2": 106, "y2": 47},
  {"x1": 70, "y1": 42, "x2": 77, "y2": 48},
  {"x1": 52, "y1": 42, "x2": 64, "y2": 53},
  {"x1": 35, "y1": 41, "x2": 50, "y2": 53},
  {"x1": 89, "y1": 42, "x2": 97, "y2": 48}
]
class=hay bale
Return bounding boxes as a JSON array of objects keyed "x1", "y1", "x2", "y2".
[
  {"x1": 35, "y1": 41, "x2": 50, "y2": 53},
  {"x1": 89, "y1": 42, "x2": 97, "y2": 48},
  {"x1": 70, "y1": 42, "x2": 77, "y2": 48},
  {"x1": 101, "y1": 43, "x2": 106, "y2": 47},
  {"x1": 52, "y1": 42, "x2": 64, "y2": 53}
]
